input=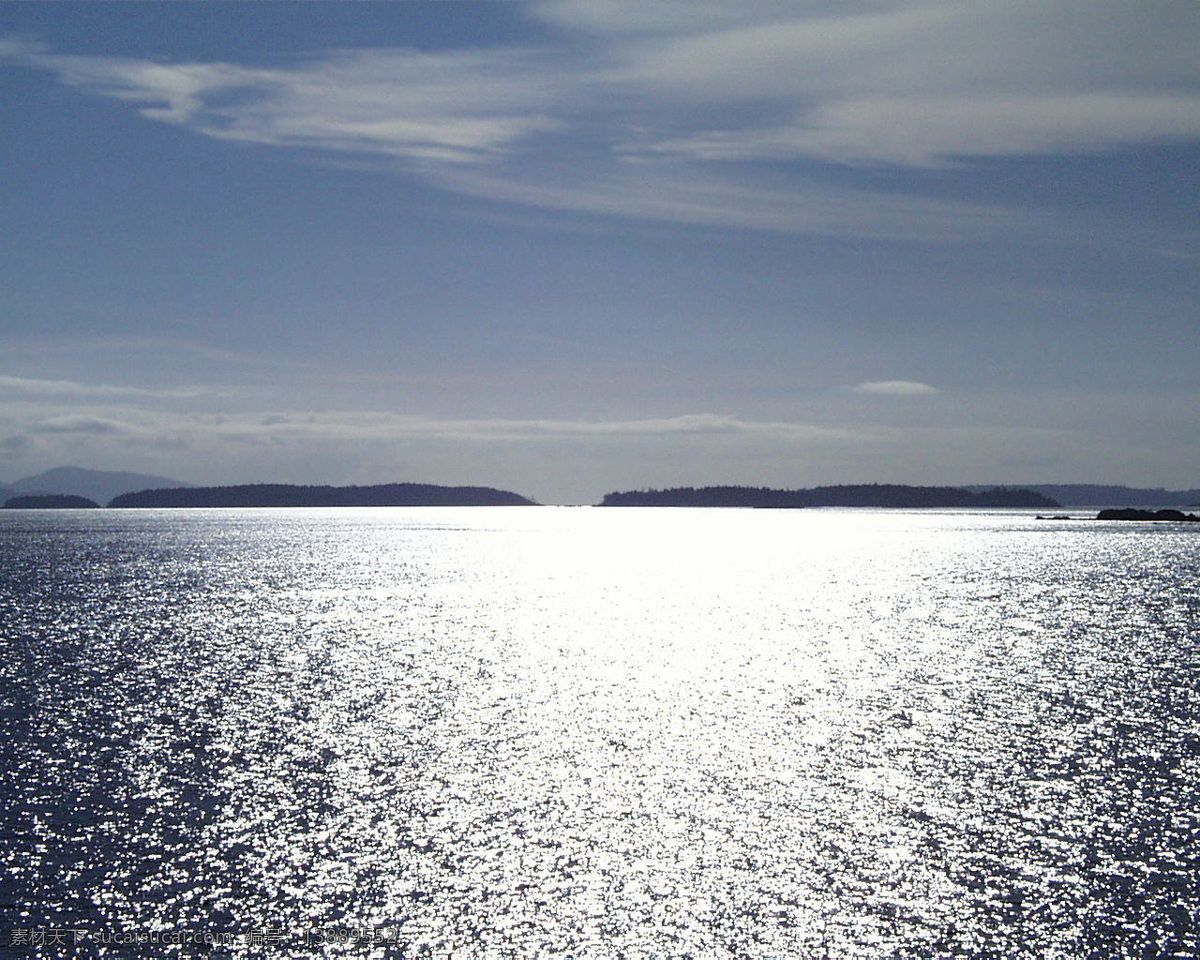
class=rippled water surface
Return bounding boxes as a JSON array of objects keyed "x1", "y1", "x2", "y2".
[{"x1": 2, "y1": 507, "x2": 1198, "y2": 958}]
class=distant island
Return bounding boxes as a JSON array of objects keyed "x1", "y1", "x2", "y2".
[
  {"x1": 1096, "y1": 508, "x2": 1199, "y2": 522},
  {"x1": 598, "y1": 484, "x2": 1059, "y2": 508},
  {"x1": 11, "y1": 464, "x2": 1197, "y2": 511},
  {"x1": 965, "y1": 483, "x2": 1200, "y2": 507},
  {"x1": 3, "y1": 494, "x2": 100, "y2": 509},
  {"x1": 107, "y1": 483, "x2": 536, "y2": 508}
]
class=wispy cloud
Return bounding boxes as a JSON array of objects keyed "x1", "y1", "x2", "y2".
[
  {"x1": 0, "y1": 391, "x2": 858, "y2": 451},
  {"x1": 429, "y1": 163, "x2": 1027, "y2": 240},
  {"x1": 589, "y1": 1, "x2": 1200, "y2": 166},
  {"x1": 646, "y1": 93, "x2": 1200, "y2": 168},
  {"x1": 185, "y1": 410, "x2": 859, "y2": 445},
  {"x1": 6, "y1": 1, "x2": 1198, "y2": 236},
  {"x1": 851, "y1": 380, "x2": 939, "y2": 396},
  {"x1": 0, "y1": 373, "x2": 214, "y2": 401},
  {"x1": 30, "y1": 415, "x2": 138, "y2": 436},
  {"x1": 1, "y1": 38, "x2": 563, "y2": 165}
]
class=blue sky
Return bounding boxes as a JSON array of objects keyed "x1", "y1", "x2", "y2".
[{"x1": 2, "y1": 1, "x2": 1198, "y2": 503}]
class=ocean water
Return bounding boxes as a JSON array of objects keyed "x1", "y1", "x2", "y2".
[{"x1": 1, "y1": 506, "x2": 1198, "y2": 959}]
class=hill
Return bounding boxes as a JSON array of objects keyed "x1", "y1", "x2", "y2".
[
  {"x1": 598, "y1": 484, "x2": 1059, "y2": 508},
  {"x1": 13, "y1": 467, "x2": 192, "y2": 504},
  {"x1": 108, "y1": 483, "x2": 536, "y2": 508}
]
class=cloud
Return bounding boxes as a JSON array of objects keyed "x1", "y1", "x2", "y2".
[
  {"x1": 0, "y1": 373, "x2": 212, "y2": 401},
  {"x1": 648, "y1": 93, "x2": 1200, "y2": 168},
  {"x1": 191, "y1": 410, "x2": 857, "y2": 445},
  {"x1": 542, "y1": 1, "x2": 1200, "y2": 167},
  {"x1": 2, "y1": 38, "x2": 564, "y2": 165},
  {"x1": 529, "y1": 0, "x2": 770, "y2": 37},
  {"x1": 0, "y1": 390, "x2": 859, "y2": 451},
  {"x1": 851, "y1": 380, "x2": 939, "y2": 396},
  {"x1": 430, "y1": 162, "x2": 1029, "y2": 240},
  {"x1": 5, "y1": 2, "x2": 1198, "y2": 235},
  {"x1": 30, "y1": 415, "x2": 136, "y2": 436},
  {"x1": 0, "y1": 433, "x2": 32, "y2": 454}
]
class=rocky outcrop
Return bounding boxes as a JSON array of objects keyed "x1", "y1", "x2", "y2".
[{"x1": 1096, "y1": 508, "x2": 1200, "y2": 522}]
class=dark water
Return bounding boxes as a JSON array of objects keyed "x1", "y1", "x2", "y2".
[{"x1": 1, "y1": 507, "x2": 1198, "y2": 958}]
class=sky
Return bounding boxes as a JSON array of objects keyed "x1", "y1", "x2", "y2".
[{"x1": 1, "y1": 0, "x2": 1198, "y2": 504}]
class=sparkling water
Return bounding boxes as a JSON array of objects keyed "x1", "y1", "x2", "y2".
[{"x1": 2, "y1": 507, "x2": 1197, "y2": 958}]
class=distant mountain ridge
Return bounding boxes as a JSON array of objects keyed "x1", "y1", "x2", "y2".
[
  {"x1": 599, "y1": 484, "x2": 1059, "y2": 508},
  {"x1": 108, "y1": 483, "x2": 536, "y2": 508},
  {"x1": 11, "y1": 466, "x2": 192, "y2": 504},
  {"x1": 965, "y1": 484, "x2": 1200, "y2": 507}
]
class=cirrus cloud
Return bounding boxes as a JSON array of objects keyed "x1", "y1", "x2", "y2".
[
  {"x1": 851, "y1": 380, "x2": 939, "y2": 396},
  {"x1": 4, "y1": 1, "x2": 1199, "y2": 237}
]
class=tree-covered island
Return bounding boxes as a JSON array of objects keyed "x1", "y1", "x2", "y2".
[
  {"x1": 598, "y1": 484, "x2": 1060, "y2": 508},
  {"x1": 3, "y1": 494, "x2": 100, "y2": 509},
  {"x1": 108, "y1": 483, "x2": 536, "y2": 508}
]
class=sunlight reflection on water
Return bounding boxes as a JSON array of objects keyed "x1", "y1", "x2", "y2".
[{"x1": 2, "y1": 507, "x2": 1198, "y2": 958}]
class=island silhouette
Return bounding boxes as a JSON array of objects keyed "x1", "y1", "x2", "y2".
[
  {"x1": 1096, "y1": 508, "x2": 1199, "y2": 522},
  {"x1": 3, "y1": 494, "x2": 100, "y2": 509},
  {"x1": 13, "y1": 466, "x2": 1197, "y2": 513},
  {"x1": 598, "y1": 484, "x2": 1060, "y2": 509},
  {"x1": 108, "y1": 483, "x2": 537, "y2": 508},
  {"x1": 4, "y1": 479, "x2": 1065, "y2": 509}
]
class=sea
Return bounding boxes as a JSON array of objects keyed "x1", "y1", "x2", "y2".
[{"x1": 1, "y1": 506, "x2": 1197, "y2": 959}]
